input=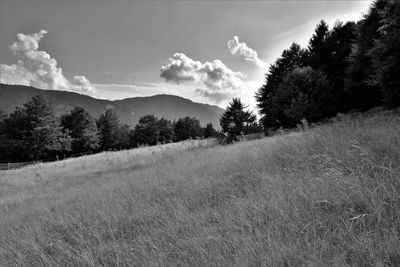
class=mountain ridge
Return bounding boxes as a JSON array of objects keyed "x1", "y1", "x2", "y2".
[{"x1": 0, "y1": 83, "x2": 224, "y2": 128}]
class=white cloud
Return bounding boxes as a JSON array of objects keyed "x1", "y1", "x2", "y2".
[
  {"x1": 227, "y1": 36, "x2": 267, "y2": 69},
  {"x1": 160, "y1": 53, "x2": 245, "y2": 102},
  {"x1": 0, "y1": 30, "x2": 96, "y2": 95},
  {"x1": 71, "y1": 75, "x2": 96, "y2": 94}
]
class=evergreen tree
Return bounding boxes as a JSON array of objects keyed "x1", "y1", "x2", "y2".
[
  {"x1": 256, "y1": 43, "x2": 306, "y2": 129},
  {"x1": 204, "y1": 123, "x2": 218, "y2": 138},
  {"x1": 368, "y1": 0, "x2": 400, "y2": 106},
  {"x1": 60, "y1": 106, "x2": 99, "y2": 154},
  {"x1": 96, "y1": 109, "x2": 120, "y2": 151},
  {"x1": 220, "y1": 98, "x2": 256, "y2": 142},
  {"x1": 305, "y1": 20, "x2": 330, "y2": 70},
  {"x1": 345, "y1": 0, "x2": 386, "y2": 110},
  {"x1": 4, "y1": 95, "x2": 71, "y2": 160},
  {"x1": 174, "y1": 116, "x2": 203, "y2": 141}
]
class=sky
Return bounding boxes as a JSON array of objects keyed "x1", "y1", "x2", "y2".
[{"x1": 0, "y1": 0, "x2": 373, "y2": 111}]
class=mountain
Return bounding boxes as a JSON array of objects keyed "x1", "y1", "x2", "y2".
[{"x1": 0, "y1": 84, "x2": 224, "y2": 128}]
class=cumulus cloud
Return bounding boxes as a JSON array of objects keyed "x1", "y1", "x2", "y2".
[
  {"x1": 227, "y1": 36, "x2": 267, "y2": 68},
  {"x1": 0, "y1": 30, "x2": 96, "y2": 95},
  {"x1": 160, "y1": 53, "x2": 245, "y2": 102}
]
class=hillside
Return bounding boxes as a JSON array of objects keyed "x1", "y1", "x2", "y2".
[
  {"x1": 1, "y1": 109, "x2": 399, "y2": 266},
  {"x1": 0, "y1": 84, "x2": 224, "y2": 127}
]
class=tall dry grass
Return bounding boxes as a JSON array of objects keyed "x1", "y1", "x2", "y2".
[{"x1": 0, "y1": 109, "x2": 399, "y2": 266}]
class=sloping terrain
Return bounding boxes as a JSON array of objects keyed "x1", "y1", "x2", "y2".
[
  {"x1": 0, "y1": 84, "x2": 223, "y2": 127},
  {"x1": 0, "y1": 109, "x2": 399, "y2": 266}
]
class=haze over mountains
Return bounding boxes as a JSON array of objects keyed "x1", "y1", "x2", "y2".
[{"x1": 0, "y1": 84, "x2": 224, "y2": 128}]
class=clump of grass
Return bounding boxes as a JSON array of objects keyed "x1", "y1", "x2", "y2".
[{"x1": 1, "y1": 109, "x2": 399, "y2": 266}]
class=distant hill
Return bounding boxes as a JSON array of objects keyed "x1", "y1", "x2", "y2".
[{"x1": 0, "y1": 84, "x2": 224, "y2": 128}]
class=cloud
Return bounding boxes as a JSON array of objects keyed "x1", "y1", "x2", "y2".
[
  {"x1": 160, "y1": 53, "x2": 245, "y2": 102},
  {"x1": 71, "y1": 75, "x2": 96, "y2": 94},
  {"x1": 0, "y1": 30, "x2": 96, "y2": 95},
  {"x1": 227, "y1": 36, "x2": 267, "y2": 68}
]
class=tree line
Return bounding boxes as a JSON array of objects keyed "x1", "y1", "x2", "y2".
[
  {"x1": 0, "y1": 95, "x2": 263, "y2": 163},
  {"x1": 256, "y1": 0, "x2": 399, "y2": 130}
]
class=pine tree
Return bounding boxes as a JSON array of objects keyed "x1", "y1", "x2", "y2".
[
  {"x1": 344, "y1": 0, "x2": 386, "y2": 110},
  {"x1": 368, "y1": 0, "x2": 400, "y2": 106},
  {"x1": 256, "y1": 43, "x2": 306, "y2": 129},
  {"x1": 220, "y1": 98, "x2": 256, "y2": 142},
  {"x1": 4, "y1": 95, "x2": 71, "y2": 160}
]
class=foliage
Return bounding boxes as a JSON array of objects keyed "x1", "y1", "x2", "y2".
[
  {"x1": 158, "y1": 117, "x2": 175, "y2": 144},
  {"x1": 3, "y1": 95, "x2": 71, "y2": 160},
  {"x1": 203, "y1": 123, "x2": 218, "y2": 138},
  {"x1": 96, "y1": 109, "x2": 121, "y2": 151},
  {"x1": 60, "y1": 106, "x2": 99, "y2": 154},
  {"x1": 220, "y1": 98, "x2": 256, "y2": 142},
  {"x1": 368, "y1": 0, "x2": 400, "y2": 106},
  {"x1": 256, "y1": 43, "x2": 306, "y2": 129},
  {"x1": 133, "y1": 114, "x2": 160, "y2": 146},
  {"x1": 271, "y1": 67, "x2": 333, "y2": 127},
  {"x1": 344, "y1": 0, "x2": 386, "y2": 110},
  {"x1": 174, "y1": 116, "x2": 203, "y2": 141}
]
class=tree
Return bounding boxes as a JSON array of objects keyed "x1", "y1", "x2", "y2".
[
  {"x1": 96, "y1": 109, "x2": 120, "y2": 151},
  {"x1": 115, "y1": 123, "x2": 131, "y2": 149},
  {"x1": 0, "y1": 110, "x2": 9, "y2": 162},
  {"x1": 60, "y1": 106, "x2": 99, "y2": 154},
  {"x1": 203, "y1": 123, "x2": 218, "y2": 138},
  {"x1": 271, "y1": 67, "x2": 333, "y2": 127},
  {"x1": 344, "y1": 0, "x2": 386, "y2": 110},
  {"x1": 305, "y1": 20, "x2": 357, "y2": 112},
  {"x1": 133, "y1": 114, "x2": 160, "y2": 146},
  {"x1": 256, "y1": 43, "x2": 306, "y2": 129},
  {"x1": 220, "y1": 98, "x2": 256, "y2": 142},
  {"x1": 158, "y1": 117, "x2": 175, "y2": 144},
  {"x1": 305, "y1": 20, "x2": 330, "y2": 71},
  {"x1": 368, "y1": 0, "x2": 400, "y2": 106},
  {"x1": 174, "y1": 116, "x2": 203, "y2": 141},
  {"x1": 4, "y1": 95, "x2": 71, "y2": 160}
]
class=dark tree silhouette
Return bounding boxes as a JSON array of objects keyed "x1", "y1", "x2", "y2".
[
  {"x1": 133, "y1": 114, "x2": 160, "y2": 146},
  {"x1": 158, "y1": 117, "x2": 175, "y2": 144},
  {"x1": 220, "y1": 98, "x2": 256, "y2": 142},
  {"x1": 256, "y1": 43, "x2": 306, "y2": 129},
  {"x1": 4, "y1": 95, "x2": 71, "y2": 160},
  {"x1": 368, "y1": 0, "x2": 400, "y2": 106},
  {"x1": 96, "y1": 109, "x2": 121, "y2": 151},
  {"x1": 272, "y1": 67, "x2": 333, "y2": 127},
  {"x1": 174, "y1": 116, "x2": 203, "y2": 141},
  {"x1": 203, "y1": 123, "x2": 218, "y2": 138},
  {"x1": 61, "y1": 106, "x2": 99, "y2": 154},
  {"x1": 344, "y1": 0, "x2": 386, "y2": 110}
]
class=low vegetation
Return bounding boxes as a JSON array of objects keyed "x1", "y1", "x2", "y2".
[{"x1": 1, "y1": 109, "x2": 399, "y2": 266}]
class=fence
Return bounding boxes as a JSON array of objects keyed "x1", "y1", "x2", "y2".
[
  {"x1": 0, "y1": 161, "x2": 42, "y2": 170},
  {"x1": 0, "y1": 151, "x2": 94, "y2": 171}
]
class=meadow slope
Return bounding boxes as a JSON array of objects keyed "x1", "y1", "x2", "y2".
[{"x1": 1, "y1": 109, "x2": 399, "y2": 266}]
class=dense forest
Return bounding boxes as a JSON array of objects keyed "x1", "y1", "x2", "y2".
[{"x1": 256, "y1": 0, "x2": 399, "y2": 129}]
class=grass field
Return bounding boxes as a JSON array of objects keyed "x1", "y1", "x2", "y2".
[{"x1": 1, "y1": 109, "x2": 399, "y2": 266}]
